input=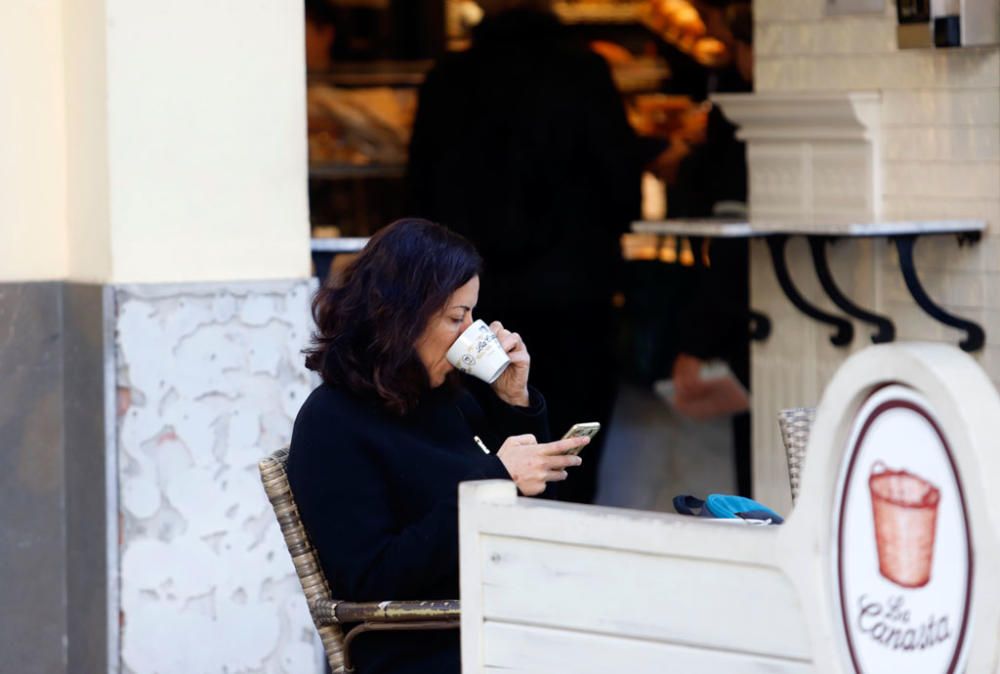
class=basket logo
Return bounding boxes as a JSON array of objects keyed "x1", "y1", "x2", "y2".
[
  {"x1": 833, "y1": 385, "x2": 972, "y2": 673},
  {"x1": 869, "y1": 464, "x2": 940, "y2": 589}
]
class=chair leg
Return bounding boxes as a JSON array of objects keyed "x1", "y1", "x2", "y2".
[{"x1": 342, "y1": 620, "x2": 461, "y2": 672}]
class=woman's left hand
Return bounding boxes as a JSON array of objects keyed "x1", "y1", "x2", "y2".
[{"x1": 489, "y1": 321, "x2": 531, "y2": 407}]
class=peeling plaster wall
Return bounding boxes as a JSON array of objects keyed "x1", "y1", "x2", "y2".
[{"x1": 114, "y1": 279, "x2": 322, "y2": 674}]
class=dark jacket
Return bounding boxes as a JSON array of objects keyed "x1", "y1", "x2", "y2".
[
  {"x1": 408, "y1": 10, "x2": 641, "y2": 316},
  {"x1": 286, "y1": 377, "x2": 549, "y2": 674}
]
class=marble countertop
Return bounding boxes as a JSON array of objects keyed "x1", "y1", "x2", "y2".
[
  {"x1": 633, "y1": 220, "x2": 758, "y2": 238},
  {"x1": 310, "y1": 237, "x2": 369, "y2": 253},
  {"x1": 633, "y1": 219, "x2": 987, "y2": 238}
]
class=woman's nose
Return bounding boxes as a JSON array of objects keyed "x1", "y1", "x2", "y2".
[{"x1": 462, "y1": 314, "x2": 474, "y2": 331}]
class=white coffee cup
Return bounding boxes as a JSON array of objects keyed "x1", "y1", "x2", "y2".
[{"x1": 446, "y1": 319, "x2": 511, "y2": 384}]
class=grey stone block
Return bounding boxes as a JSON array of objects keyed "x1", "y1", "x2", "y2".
[{"x1": 0, "y1": 282, "x2": 113, "y2": 674}]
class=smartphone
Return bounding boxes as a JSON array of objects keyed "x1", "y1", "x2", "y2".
[{"x1": 561, "y1": 422, "x2": 601, "y2": 455}]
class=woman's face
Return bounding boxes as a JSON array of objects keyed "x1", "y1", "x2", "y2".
[{"x1": 416, "y1": 276, "x2": 479, "y2": 388}]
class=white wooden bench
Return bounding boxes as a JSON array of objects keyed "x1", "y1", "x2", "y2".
[{"x1": 460, "y1": 343, "x2": 1000, "y2": 673}]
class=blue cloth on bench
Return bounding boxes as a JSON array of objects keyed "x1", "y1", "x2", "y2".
[{"x1": 673, "y1": 494, "x2": 784, "y2": 524}]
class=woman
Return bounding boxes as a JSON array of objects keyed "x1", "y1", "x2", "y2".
[{"x1": 287, "y1": 218, "x2": 588, "y2": 674}]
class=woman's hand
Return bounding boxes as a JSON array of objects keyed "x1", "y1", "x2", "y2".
[
  {"x1": 489, "y1": 321, "x2": 531, "y2": 407},
  {"x1": 496, "y1": 434, "x2": 589, "y2": 496}
]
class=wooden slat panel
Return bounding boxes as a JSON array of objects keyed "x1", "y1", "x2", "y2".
[
  {"x1": 481, "y1": 622, "x2": 813, "y2": 674},
  {"x1": 480, "y1": 535, "x2": 812, "y2": 661},
  {"x1": 475, "y1": 496, "x2": 784, "y2": 565}
]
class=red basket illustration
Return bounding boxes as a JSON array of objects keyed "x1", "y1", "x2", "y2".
[{"x1": 869, "y1": 462, "x2": 941, "y2": 588}]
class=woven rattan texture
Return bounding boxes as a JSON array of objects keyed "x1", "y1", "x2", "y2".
[
  {"x1": 778, "y1": 407, "x2": 816, "y2": 504},
  {"x1": 259, "y1": 448, "x2": 349, "y2": 672}
]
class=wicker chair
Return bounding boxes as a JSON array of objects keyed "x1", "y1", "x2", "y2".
[
  {"x1": 258, "y1": 448, "x2": 460, "y2": 673},
  {"x1": 777, "y1": 407, "x2": 816, "y2": 504}
]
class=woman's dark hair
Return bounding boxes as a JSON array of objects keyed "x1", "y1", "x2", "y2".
[{"x1": 305, "y1": 218, "x2": 482, "y2": 415}]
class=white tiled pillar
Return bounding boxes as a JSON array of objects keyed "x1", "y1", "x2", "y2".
[{"x1": 748, "y1": 1, "x2": 1000, "y2": 510}]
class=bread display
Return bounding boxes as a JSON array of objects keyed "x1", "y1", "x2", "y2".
[
  {"x1": 550, "y1": 0, "x2": 729, "y2": 67},
  {"x1": 644, "y1": 0, "x2": 729, "y2": 66},
  {"x1": 307, "y1": 85, "x2": 417, "y2": 166}
]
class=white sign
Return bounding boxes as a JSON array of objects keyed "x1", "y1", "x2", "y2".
[
  {"x1": 826, "y1": 0, "x2": 885, "y2": 15},
  {"x1": 833, "y1": 384, "x2": 973, "y2": 673}
]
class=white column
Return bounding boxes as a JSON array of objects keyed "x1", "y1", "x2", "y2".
[
  {"x1": 3, "y1": 0, "x2": 311, "y2": 284},
  {"x1": 0, "y1": 0, "x2": 68, "y2": 282},
  {"x1": 63, "y1": 0, "x2": 311, "y2": 284},
  {"x1": 62, "y1": 0, "x2": 112, "y2": 282}
]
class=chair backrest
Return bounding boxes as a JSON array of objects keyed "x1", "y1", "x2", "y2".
[
  {"x1": 259, "y1": 448, "x2": 348, "y2": 672},
  {"x1": 777, "y1": 407, "x2": 816, "y2": 504}
]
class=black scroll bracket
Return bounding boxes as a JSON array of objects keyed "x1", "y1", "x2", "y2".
[
  {"x1": 766, "y1": 234, "x2": 854, "y2": 347},
  {"x1": 807, "y1": 236, "x2": 895, "y2": 344},
  {"x1": 893, "y1": 235, "x2": 985, "y2": 353},
  {"x1": 749, "y1": 310, "x2": 772, "y2": 342}
]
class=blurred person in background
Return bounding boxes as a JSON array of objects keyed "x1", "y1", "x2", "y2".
[
  {"x1": 289, "y1": 219, "x2": 589, "y2": 674},
  {"x1": 669, "y1": 0, "x2": 755, "y2": 497},
  {"x1": 408, "y1": 0, "x2": 646, "y2": 504},
  {"x1": 667, "y1": 0, "x2": 752, "y2": 217}
]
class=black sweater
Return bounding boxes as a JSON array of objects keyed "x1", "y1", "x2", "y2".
[{"x1": 286, "y1": 377, "x2": 549, "y2": 674}]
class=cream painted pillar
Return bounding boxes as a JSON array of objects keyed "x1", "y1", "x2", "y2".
[
  {"x1": 0, "y1": 0, "x2": 68, "y2": 282},
  {"x1": 3, "y1": 0, "x2": 311, "y2": 284},
  {"x1": 64, "y1": 0, "x2": 311, "y2": 283},
  {"x1": 62, "y1": 0, "x2": 111, "y2": 282}
]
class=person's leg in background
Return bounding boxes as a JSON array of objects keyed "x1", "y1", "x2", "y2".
[
  {"x1": 732, "y1": 411, "x2": 751, "y2": 498},
  {"x1": 726, "y1": 245, "x2": 752, "y2": 499}
]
